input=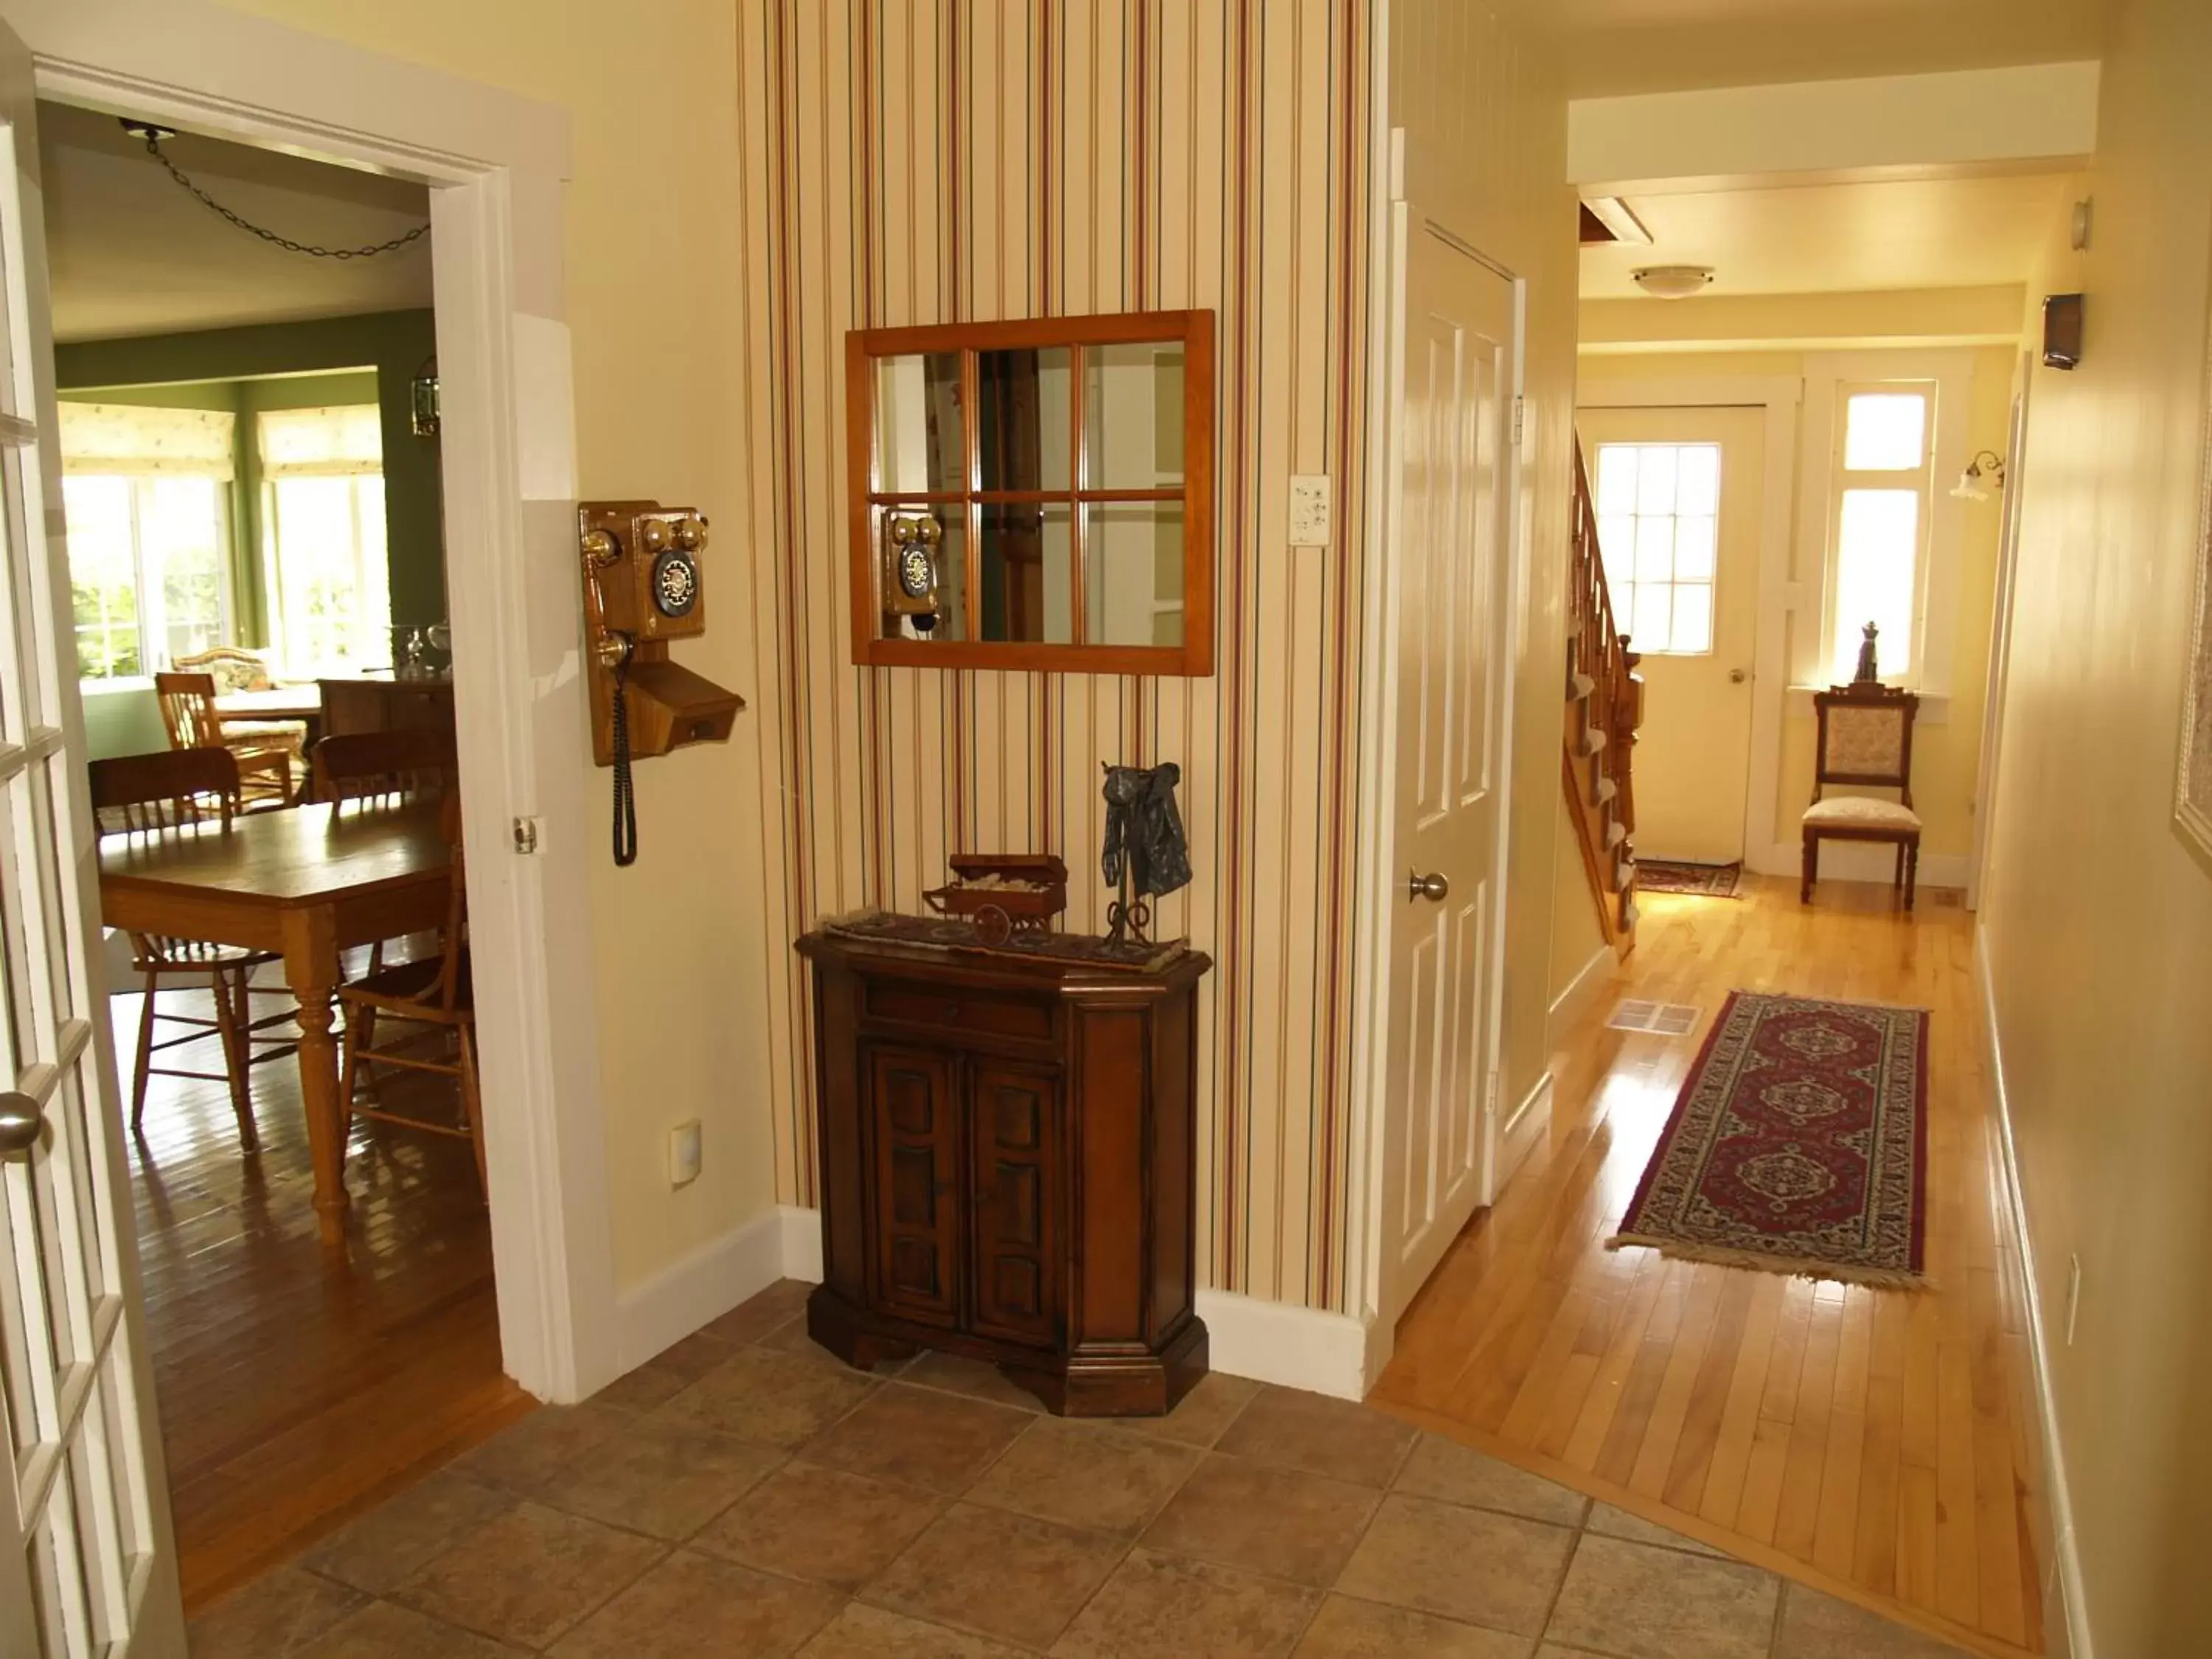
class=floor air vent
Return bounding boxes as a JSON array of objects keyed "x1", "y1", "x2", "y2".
[{"x1": 1606, "y1": 1000, "x2": 1700, "y2": 1036}]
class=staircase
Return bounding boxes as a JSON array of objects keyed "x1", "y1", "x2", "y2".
[{"x1": 1563, "y1": 442, "x2": 1642, "y2": 956}]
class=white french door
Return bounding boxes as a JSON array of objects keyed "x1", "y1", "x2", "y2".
[
  {"x1": 0, "y1": 22, "x2": 188, "y2": 1657},
  {"x1": 1374, "y1": 212, "x2": 1517, "y2": 1328}
]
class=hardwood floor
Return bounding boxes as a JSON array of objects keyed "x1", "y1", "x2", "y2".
[
  {"x1": 1373, "y1": 874, "x2": 2046, "y2": 1659},
  {"x1": 119, "y1": 977, "x2": 533, "y2": 1614}
]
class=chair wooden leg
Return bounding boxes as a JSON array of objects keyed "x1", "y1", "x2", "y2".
[
  {"x1": 1801, "y1": 832, "x2": 1818, "y2": 904},
  {"x1": 209, "y1": 969, "x2": 258, "y2": 1152},
  {"x1": 1906, "y1": 839, "x2": 1920, "y2": 911},
  {"x1": 131, "y1": 968, "x2": 159, "y2": 1133},
  {"x1": 1893, "y1": 841, "x2": 1905, "y2": 894},
  {"x1": 458, "y1": 1023, "x2": 488, "y2": 1200}
]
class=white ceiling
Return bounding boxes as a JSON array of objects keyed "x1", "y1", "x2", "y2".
[
  {"x1": 1534, "y1": 0, "x2": 2109, "y2": 96},
  {"x1": 41, "y1": 100, "x2": 434, "y2": 345},
  {"x1": 1579, "y1": 172, "x2": 2073, "y2": 300}
]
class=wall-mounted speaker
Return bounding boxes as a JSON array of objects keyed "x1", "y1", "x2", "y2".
[{"x1": 2042, "y1": 293, "x2": 2084, "y2": 371}]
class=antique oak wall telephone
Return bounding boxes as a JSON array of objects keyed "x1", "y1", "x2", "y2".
[{"x1": 578, "y1": 501, "x2": 744, "y2": 865}]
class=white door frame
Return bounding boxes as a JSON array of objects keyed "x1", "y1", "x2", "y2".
[
  {"x1": 1577, "y1": 377, "x2": 1800, "y2": 875},
  {"x1": 1345, "y1": 126, "x2": 1523, "y2": 1383},
  {"x1": 10, "y1": 0, "x2": 619, "y2": 1403}
]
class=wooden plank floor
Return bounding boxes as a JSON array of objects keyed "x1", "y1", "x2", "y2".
[
  {"x1": 1373, "y1": 874, "x2": 2046, "y2": 1658},
  {"x1": 118, "y1": 978, "x2": 535, "y2": 1614}
]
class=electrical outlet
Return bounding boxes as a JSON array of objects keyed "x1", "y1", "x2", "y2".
[
  {"x1": 668, "y1": 1119, "x2": 703, "y2": 1188},
  {"x1": 2065, "y1": 1253, "x2": 2082, "y2": 1346},
  {"x1": 1289, "y1": 474, "x2": 1331, "y2": 546}
]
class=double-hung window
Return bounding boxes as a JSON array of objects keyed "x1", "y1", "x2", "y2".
[
  {"x1": 58, "y1": 402, "x2": 235, "y2": 681},
  {"x1": 1825, "y1": 384, "x2": 1935, "y2": 686},
  {"x1": 259, "y1": 404, "x2": 392, "y2": 674}
]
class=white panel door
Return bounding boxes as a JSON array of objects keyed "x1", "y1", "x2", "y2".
[
  {"x1": 0, "y1": 24, "x2": 188, "y2": 1657},
  {"x1": 1377, "y1": 218, "x2": 1516, "y2": 1326}
]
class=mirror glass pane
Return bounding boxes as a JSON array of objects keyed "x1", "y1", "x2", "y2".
[
  {"x1": 981, "y1": 503, "x2": 1073, "y2": 643},
  {"x1": 978, "y1": 347, "x2": 1072, "y2": 491},
  {"x1": 1082, "y1": 342, "x2": 1184, "y2": 488},
  {"x1": 873, "y1": 353, "x2": 964, "y2": 493},
  {"x1": 1082, "y1": 501, "x2": 1184, "y2": 647},
  {"x1": 873, "y1": 504, "x2": 967, "y2": 641}
]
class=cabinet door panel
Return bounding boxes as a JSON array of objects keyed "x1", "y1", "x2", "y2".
[
  {"x1": 866, "y1": 1047, "x2": 961, "y2": 1326},
  {"x1": 968, "y1": 1064, "x2": 1062, "y2": 1347}
]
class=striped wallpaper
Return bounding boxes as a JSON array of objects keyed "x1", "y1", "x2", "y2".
[{"x1": 733, "y1": 0, "x2": 1379, "y2": 1311}]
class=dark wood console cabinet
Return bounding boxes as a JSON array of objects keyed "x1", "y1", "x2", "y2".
[{"x1": 796, "y1": 928, "x2": 1211, "y2": 1415}]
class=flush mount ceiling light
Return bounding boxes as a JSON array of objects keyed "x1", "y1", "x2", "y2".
[
  {"x1": 1951, "y1": 449, "x2": 2007, "y2": 501},
  {"x1": 1631, "y1": 265, "x2": 1715, "y2": 300}
]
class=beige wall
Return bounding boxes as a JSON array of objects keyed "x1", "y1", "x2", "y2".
[
  {"x1": 1983, "y1": 0, "x2": 2212, "y2": 1646},
  {"x1": 217, "y1": 0, "x2": 779, "y2": 1290},
  {"x1": 1578, "y1": 335, "x2": 2019, "y2": 869},
  {"x1": 1547, "y1": 795, "x2": 1607, "y2": 1011}
]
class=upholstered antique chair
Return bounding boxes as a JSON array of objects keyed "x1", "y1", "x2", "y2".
[
  {"x1": 153, "y1": 670, "x2": 295, "y2": 809},
  {"x1": 1801, "y1": 684, "x2": 1922, "y2": 909},
  {"x1": 171, "y1": 645, "x2": 310, "y2": 774}
]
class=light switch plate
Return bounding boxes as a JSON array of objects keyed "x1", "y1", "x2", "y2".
[
  {"x1": 669, "y1": 1119, "x2": 703, "y2": 1188},
  {"x1": 1289, "y1": 474, "x2": 1331, "y2": 546}
]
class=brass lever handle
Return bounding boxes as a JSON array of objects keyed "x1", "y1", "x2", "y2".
[
  {"x1": 1406, "y1": 870, "x2": 1450, "y2": 903},
  {"x1": 0, "y1": 1091, "x2": 44, "y2": 1155}
]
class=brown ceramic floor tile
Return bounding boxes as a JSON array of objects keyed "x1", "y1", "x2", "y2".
[
  {"x1": 967, "y1": 1417, "x2": 1200, "y2": 1536},
  {"x1": 657, "y1": 1346, "x2": 879, "y2": 1450},
  {"x1": 187, "y1": 1566, "x2": 369, "y2": 1658},
  {"x1": 641, "y1": 1330, "x2": 743, "y2": 1384},
  {"x1": 303, "y1": 1472, "x2": 518, "y2": 1594},
  {"x1": 690, "y1": 1459, "x2": 946, "y2": 1590},
  {"x1": 758, "y1": 1313, "x2": 905, "y2": 1372},
  {"x1": 1214, "y1": 1385, "x2": 1418, "y2": 1488},
  {"x1": 863, "y1": 1502, "x2": 1124, "y2": 1649},
  {"x1": 549, "y1": 1549, "x2": 843, "y2": 1659},
  {"x1": 1334, "y1": 1494, "x2": 1573, "y2": 1637},
  {"x1": 394, "y1": 1500, "x2": 667, "y2": 1649},
  {"x1": 1392, "y1": 1435, "x2": 1590, "y2": 1528},
  {"x1": 896, "y1": 1349, "x2": 1048, "y2": 1412},
  {"x1": 1051, "y1": 1547, "x2": 1320, "y2": 1658},
  {"x1": 1533, "y1": 1648, "x2": 1613, "y2": 1658},
  {"x1": 1544, "y1": 1534, "x2": 1780, "y2": 1659},
  {"x1": 1775, "y1": 1585, "x2": 1973, "y2": 1657},
  {"x1": 453, "y1": 1403, "x2": 634, "y2": 1494},
  {"x1": 589, "y1": 1360, "x2": 695, "y2": 1413},
  {"x1": 299, "y1": 1600, "x2": 529, "y2": 1658},
  {"x1": 700, "y1": 1278, "x2": 818, "y2": 1345},
  {"x1": 1113, "y1": 1370, "x2": 1260, "y2": 1448},
  {"x1": 803, "y1": 1382, "x2": 1032, "y2": 1494},
  {"x1": 529, "y1": 1413, "x2": 785, "y2": 1540},
  {"x1": 798, "y1": 1603, "x2": 1033, "y2": 1658},
  {"x1": 1138, "y1": 1453, "x2": 1380, "y2": 1587},
  {"x1": 1583, "y1": 1500, "x2": 1730, "y2": 1558},
  {"x1": 1292, "y1": 1594, "x2": 1533, "y2": 1658}
]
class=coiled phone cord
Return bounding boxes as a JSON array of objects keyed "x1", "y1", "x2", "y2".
[{"x1": 611, "y1": 650, "x2": 639, "y2": 867}]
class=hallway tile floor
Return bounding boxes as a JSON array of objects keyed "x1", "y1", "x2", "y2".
[{"x1": 187, "y1": 1279, "x2": 1972, "y2": 1658}]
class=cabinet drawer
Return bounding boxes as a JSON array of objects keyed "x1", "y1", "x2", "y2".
[{"x1": 863, "y1": 980, "x2": 1057, "y2": 1045}]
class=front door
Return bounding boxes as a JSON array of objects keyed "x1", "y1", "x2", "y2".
[
  {"x1": 1376, "y1": 216, "x2": 1515, "y2": 1326},
  {"x1": 1575, "y1": 406, "x2": 1764, "y2": 866},
  {"x1": 0, "y1": 31, "x2": 189, "y2": 1655}
]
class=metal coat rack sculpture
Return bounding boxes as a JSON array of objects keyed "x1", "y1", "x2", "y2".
[{"x1": 1101, "y1": 762, "x2": 1192, "y2": 946}]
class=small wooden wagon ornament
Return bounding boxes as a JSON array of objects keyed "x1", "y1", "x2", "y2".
[{"x1": 922, "y1": 852, "x2": 1069, "y2": 945}]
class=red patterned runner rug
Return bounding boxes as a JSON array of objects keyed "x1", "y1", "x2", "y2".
[{"x1": 1607, "y1": 990, "x2": 1930, "y2": 1288}]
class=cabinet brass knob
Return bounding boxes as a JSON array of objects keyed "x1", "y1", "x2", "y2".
[{"x1": 0, "y1": 1091, "x2": 44, "y2": 1155}]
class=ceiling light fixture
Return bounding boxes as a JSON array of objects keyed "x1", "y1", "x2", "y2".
[
  {"x1": 1630, "y1": 265, "x2": 1714, "y2": 300},
  {"x1": 1951, "y1": 450, "x2": 2006, "y2": 501}
]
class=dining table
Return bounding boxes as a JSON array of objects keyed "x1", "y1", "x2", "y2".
[{"x1": 97, "y1": 800, "x2": 452, "y2": 1245}]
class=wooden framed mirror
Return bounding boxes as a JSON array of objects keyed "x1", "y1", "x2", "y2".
[{"x1": 845, "y1": 309, "x2": 1214, "y2": 675}]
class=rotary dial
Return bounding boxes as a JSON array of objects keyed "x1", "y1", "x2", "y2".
[
  {"x1": 898, "y1": 543, "x2": 933, "y2": 597},
  {"x1": 651, "y1": 549, "x2": 699, "y2": 617}
]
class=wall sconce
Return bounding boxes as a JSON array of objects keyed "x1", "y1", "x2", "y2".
[
  {"x1": 411, "y1": 356, "x2": 441, "y2": 438},
  {"x1": 1951, "y1": 450, "x2": 2006, "y2": 501}
]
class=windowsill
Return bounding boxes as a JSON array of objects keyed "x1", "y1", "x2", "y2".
[
  {"x1": 1785, "y1": 684, "x2": 1950, "y2": 726},
  {"x1": 80, "y1": 677, "x2": 156, "y2": 697}
]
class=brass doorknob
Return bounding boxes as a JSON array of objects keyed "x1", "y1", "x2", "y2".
[
  {"x1": 0, "y1": 1092, "x2": 44, "y2": 1155},
  {"x1": 1406, "y1": 870, "x2": 1450, "y2": 903},
  {"x1": 1728, "y1": 667, "x2": 1748, "y2": 684}
]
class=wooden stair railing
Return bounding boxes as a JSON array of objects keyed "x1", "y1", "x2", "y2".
[{"x1": 1563, "y1": 440, "x2": 1642, "y2": 956}]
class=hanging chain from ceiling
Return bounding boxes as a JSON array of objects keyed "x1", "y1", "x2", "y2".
[{"x1": 131, "y1": 125, "x2": 431, "y2": 262}]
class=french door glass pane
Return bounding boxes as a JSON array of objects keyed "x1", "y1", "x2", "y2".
[
  {"x1": 1843, "y1": 392, "x2": 1927, "y2": 471},
  {"x1": 1832, "y1": 487, "x2": 1919, "y2": 681}
]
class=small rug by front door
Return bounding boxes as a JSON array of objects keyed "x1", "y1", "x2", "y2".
[
  {"x1": 1607, "y1": 990, "x2": 1930, "y2": 1287},
  {"x1": 1637, "y1": 859, "x2": 1743, "y2": 897}
]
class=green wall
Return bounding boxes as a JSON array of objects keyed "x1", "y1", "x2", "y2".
[{"x1": 58, "y1": 309, "x2": 445, "y2": 629}]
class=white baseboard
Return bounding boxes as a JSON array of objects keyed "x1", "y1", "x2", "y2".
[
  {"x1": 613, "y1": 1203, "x2": 819, "y2": 1374},
  {"x1": 1497, "y1": 1069, "x2": 1554, "y2": 1194},
  {"x1": 1547, "y1": 945, "x2": 1617, "y2": 1048},
  {"x1": 1975, "y1": 928, "x2": 2092, "y2": 1659},
  {"x1": 1751, "y1": 840, "x2": 1970, "y2": 890},
  {"x1": 1194, "y1": 1288, "x2": 1372, "y2": 1402}
]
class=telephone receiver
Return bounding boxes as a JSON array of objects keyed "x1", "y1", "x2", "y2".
[{"x1": 577, "y1": 501, "x2": 744, "y2": 866}]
